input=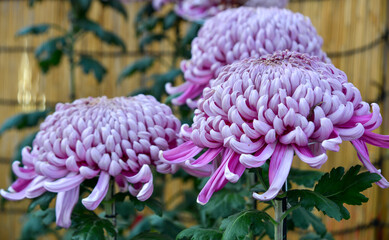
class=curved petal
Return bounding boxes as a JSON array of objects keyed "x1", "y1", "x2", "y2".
[
  {"x1": 334, "y1": 123, "x2": 364, "y2": 141},
  {"x1": 44, "y1": 174, "x2": 84, "y2": 192},
  {"x1": 253, "y1": 145, "x2": 293, "y2": 201},
  {"x1": 351, "y1": 139, "x2": 389, "y2": 188},
  {"x1": 82, "y1": 171, "x2": 110, "y2": 210},
  {"x1": 12, "y1": 161, "x2": 36, "y2": 180},
  {"x1": 361, "y1": 131, "x2": 389, "y2": 149},
  {"x1": 186, "y1": 147, "x2": 222, "y2": 167},
  {"x1": 224, "y1": 136, "x2": 264, "y2": 154},
  {"x1": 56, "y1": 186, "x2": 80, "y2": 228},
  {"x1": 225, "y1": 151, "x2": 245, "y2": 183},
  {"x1": 293, "y1": 145, "x2": 328, "y2": 169},
  {"x1": 240, "y1": 142, "x2": 276, "y2": 168},
  {"x1": 160, "y1": 141, "x2": 203, "y2": 163},
  {"x1": 136, "y1": 175, "x2": 154, "y2": 201},
  {"x1": 124, "y1": 164, "x2": 152, "y2": 184}
]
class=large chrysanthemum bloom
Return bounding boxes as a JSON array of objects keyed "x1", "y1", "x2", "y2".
[
  {"x1": 167, "y1": 7, "x2": 329, "y2": 107},
  {"x1": 1, "y1": 95, "x2": 209, "y2": 228},
  {"x1": 161, "y1": 51, "x2": 389, "y2": 205}
]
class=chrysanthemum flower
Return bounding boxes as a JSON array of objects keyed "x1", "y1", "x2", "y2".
[
  {"x1": 166, "y1": 7, "x2": 329, "y2": 107},
  {"x1": 0, "y1": 95, "x2": 206, "y2": 228},
  {"x1": 161, "y1": 51, "x2": 389, "y2": 205}
]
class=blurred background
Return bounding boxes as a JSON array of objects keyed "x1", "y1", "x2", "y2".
[{"x1": 0, "y1": 0, "x2": 388, "y2": 239}]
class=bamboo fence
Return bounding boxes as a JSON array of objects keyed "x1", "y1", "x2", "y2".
[{"x1": 0, "y1": 0, "x2": 387, "y2": 239}]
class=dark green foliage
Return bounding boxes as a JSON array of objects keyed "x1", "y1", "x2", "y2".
[
  {"x1": 139, "y1": 33, "x2": 165, "y2": 52},
  {"x1": 16, "y1": 24, "x2": 51, "y2": 36},
  {"x1": 129, "y1": 215, "x2": 184, "y2": 239},
  {"x1": 288, "y1": 165, "x2": 381, "y2": 221},
  {"x1": 151, "y1": 69, "x2": 182, "y2": 100},
  {"x1": 76, "y1": 19, "x2": 126, "y2": 51},
  {"x1": 163, "y1": 11, "x2": 178, "y2": 30},
  {"x1": 288, "y1": 168, "x2": 324, "y2": 188},
  {"x1": 202, "y1": 189, "x2": 246, "y2": 219},
  {"x1": 220, "y1": 210, "x2": 274, "y2": 240},
  {"x1": 177, "y1": 227, "x2": 223, "y2": 240},
  {"x1": 70, "y1": 0, "x2": 92, "y2": 18},
  {"x1": 130, "y1": 232, "x2": 174, "y2": 240},
  {"x1": 20, "y1": 209, "x2": 56, "y2": 240},
  {"x1": 35, "y1": 37, "x2": 65, "y2": 72},
  {"x1": 291, "y1": 207, "x2": 326, "y2": 237},
  {"x1": 71, "y1": 206, "x2": 116, "y2": 240},
  {"x1": 114, "y1": 192, "x2": 163, "y2": 217},
  {"x1": 0, "y1": 110, "x2": 49, "y2": 135},
  {"x1": 99, "y1": 0, "x2": 128, "y2": 19},
  {"x1": 117, "y1": 57, "x2": 155, "y2": 84},
  {"x1": 78, "y1": 55, "x2": 107, "y2": 83},
  {"x1": 300, "y1": 232, "x2": 334, "y2": 240},
  {"x1": 28, "y1": 192, "x2": 57, "y2": 212}
]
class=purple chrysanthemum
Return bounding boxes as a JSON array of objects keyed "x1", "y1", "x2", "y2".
[
  {"x1": 0, "y1": 95, "x2": 210, "y2": 228},
  {"x1": 161, "y1": 51, "x2": 389, "y2": 205},
  {"x1": 167, "y1": 7, "x2": 329, "y2": 107}
]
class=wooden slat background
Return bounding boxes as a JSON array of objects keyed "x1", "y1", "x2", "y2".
[{"x1": 0, "y1": 0, "x2": 388, "y2": 239}]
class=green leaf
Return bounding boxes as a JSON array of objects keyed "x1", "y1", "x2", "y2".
[
  {"x1": 0, "y1": 110, "x2": 49, "y2": 135},
  {"x1": 28, "y1": 192, "x2": 56, "y2": 212},
  {"x1": 78, "y1": 55, "x2": 107, "y2": 83},
  {"x1": 151, "y1": 69, "x2": 182, "y2": 100},
  {"x1": 288, "y1": 165, "x2": 381, "y2": 221},
  {"x1": 77, "y1": 19, "x2": 126, "y2": 51},
  {"x1": 300, "y1": 232, "x2": 334, "y2": 240},
  {"x1": 99, "y1": 0, "x2": 128, "y2": 19},
  {"x1": 35, "y1": 37, "x2": 65, "y2": 73},
  {"x1": 163, "y1": 11, "x2": 178, "y2": 30},
  {"x1": 202, "y1": 189, "x2": 246, "y2": 219},
  {"x1": 117, "y1": 57, "x2": 155, "y2": 84},
  {"x1": 28, "y1": 0, "x2": 42, "y2": 7},
  {"x1": 135, "y1": 3, "x2": 155, "y2": 27},
  {"x1": 137, "y1": 17, "x2": 161, "y2": 35},
  {"x1": 291, "y1": 207, "x2": 326, "y2": 237},
  {"x1": 70, "y1": 0, "x2": 92, "y2": 18},
  {"x1": 20, "y1": 209, "x2": 56, "y2": 240},
  {"x1": 131, "y1": 232, "x2": 174, "y2": 240},
  {"x1": 181, "y1": 22, "x2": 201, "y2": 46},
  {"x1": 139, "y1": 33, "x2": 165, "y2": 52},
  {"x1": 129, "y1": 215, "x2": 184, "y2": 239},
  {"x1": 288, "y1": 168, "x2": 324, "y2": 188},
  {"x1": 177, "y1": 227, "x2": 222, "y2": 240},
  {"x1": 16, "y1": 24, "x2": 51, "y2": 36},
  {"x1": 220, "y1": 210, "x2": 274, "y2": 240}
]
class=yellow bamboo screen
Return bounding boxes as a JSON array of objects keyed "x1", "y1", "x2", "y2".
[{"x1": 0, "y1": 0, "x2": 387, "y2": 239}]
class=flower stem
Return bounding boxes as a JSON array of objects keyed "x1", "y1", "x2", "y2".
[
  {"x1": 104, "y1": 179, "x2": 116, "y2": 240},
  {"x1": 274, "y1": 199, "x2": 284, "y2": 240}
]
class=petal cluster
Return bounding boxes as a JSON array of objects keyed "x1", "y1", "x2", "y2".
[
  {"x1": 162, "y1": 50, "x2": 389, "y2": 205},
  {"x1": 1, "y1": 95, "x2": 183, "y2": 228},
  {"x1": 167, "y1": 7, "x2": 329, "y2": 107}
]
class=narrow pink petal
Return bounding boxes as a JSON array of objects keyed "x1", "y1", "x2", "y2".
[
  {"x1": 0, "y1": 188, "x2": 27, "y2": 200},
  {"x1": 225, "y1": 151, "x2": 245, "y2": 183},
  {"x1": 135, "y1": 175, "x2": 154, "y2": 201},
  {"x1": 334, "y1": 123, "x2": 364, "y2": 141},
  {"x1": 224, "y1": 136, "x2": 264, "y2": 154},
  {"x1": 82, "y1": 171, "x2": 110, "y2": 210},
  {"x1": 197, "y1": 152, "x2": 229, "y2": 205},
  {"x1": 25, "y1": 176, "x2": 48, "y2": 198},
  {"x1": 293, "y1": 145, "x2": 327, "y2": 169},
  {"x1": 79, "y1": 166, "x2": 100, "y2": 179},
  {"x1": 10, "y1": 178, "x2": 32, "y2": 192},
  {"x1": 44, "y1": 174, "x2": 84, "y2": 192},
  {"x1": 253, "y1": 145, "x2": 294, "y2": 201},
  {"x1": 240, "y1": 142, "x2": 276, "y2": 168},
  {"x1": 361, "y1": 131, "x2": 389, "y2": 149},
  {"x1": 186, "y1": 147, "x2": 222, "y2": 167},
  {"x1": 165, "y1": 81, "x2": 191, "y2": 95},
  {"x1": 124, "y1": 164, "x2": 152, "y2": 184},
  {"x1": 160, "y1": 141, "x2": 203, "y2": 163},
  {"x1": 351, "y1": 140, "x2": 389, "y2": 188},
  {"x1": 181, "y1": 164, "x2": 213, "y2": 177},
  {"x1": 56, "y1": 186, "x2": 80, "y2": 228},
  {"x1": 11, "y1": 161, "x2": 36, "y2": 179}
]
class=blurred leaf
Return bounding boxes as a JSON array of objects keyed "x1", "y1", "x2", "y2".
[
  {"x1": 0, "y1": 110, "x2": 49, "y2": 135},
  {"x1": 202, "y1": 189, "x2": 246, "y2": 219},
  {"x1": 70, "y1": 0, "x2": 92, "y2": 18},
  {"x1": 291, "y1": 207, "x2": 326, "y2": 237},
  {"x1": 139, "y1": 33, "x2": 165, "y2": 52},
  {"x1": 117, "y1": 57, "x2": 155, "y2": 84},
  {"x1": 20, "y1": 209, "x2": 56, "y2": 240},
  {"x1": 300, "y1": 232, "x2": 334, "y2": 240},
  {"x1": 151, "y1": 69, "x2": 182, "y2": 100},
  {"x1": 99, "y1": 0, "x2": 128, "y2": 19},
  {"x1": 135, "y1": 3, "x2": 155, "y2": 26},
  {"x1": 131, "y1": 232, "x2": 174, "y2": 240},
  {"x1": 181, "y1": 22, "x2": 201, "y2": 46},
  {"x1": 129, "y1": 215, "x2": 184, "y2": 239},
  {"x1": 163, "y1": 11, "x2": 178, "y2": 30},
  {"x1": 220, "y1": 210, "x2": 274, "y2": 240},
  {"x1": 78, "y1": 55, "x2": 107, "y2": 83},
  {"x1": 288, "y1": 165, "x2": 381, "y2": 221},
  {"x1": 28, "y1": 192, "x2": 56, "y2": 212},
  {"x1": 77, "y1": 19, "x2": 126, "y2": 51},
  {"x1": 177, "y1": 227, "x2": 222, "y2": 240},
  {"x1": 35, "y1": 37, "x2": 65, "y2": 73},
  {"x1": 288, "y1": 168, "x2": 324, "y2": 188},
  {"x1": 28, "y1": 0, "x2": 42, "y2": 7},
  {"x1": 16, "y1": 24, "x2": 51, "y2": 36},
  {"x1": 137, "y1": 17, "x2": 160, "y2": 35},
  {"x1": 128, "y1": 88, "x2": 152, "y2": 97}
]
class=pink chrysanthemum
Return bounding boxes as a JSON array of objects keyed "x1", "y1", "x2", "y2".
[
  {"x1": 167, "y1": 7, "x2": 329, "y2": 107},
  {"x1": 161, "y1": 51, "x2": 389, "y2": 205},
  {"x1": 0, "y1": 95, "x2": 209, "y2": 228}
]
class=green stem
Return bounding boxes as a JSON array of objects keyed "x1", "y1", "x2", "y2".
[
  {"x1": 104, "y1": 179, "x2": 116, "y2": 240},
  {"x1": 274, "y1": 200, "x2": 283, "y2": 240}
]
